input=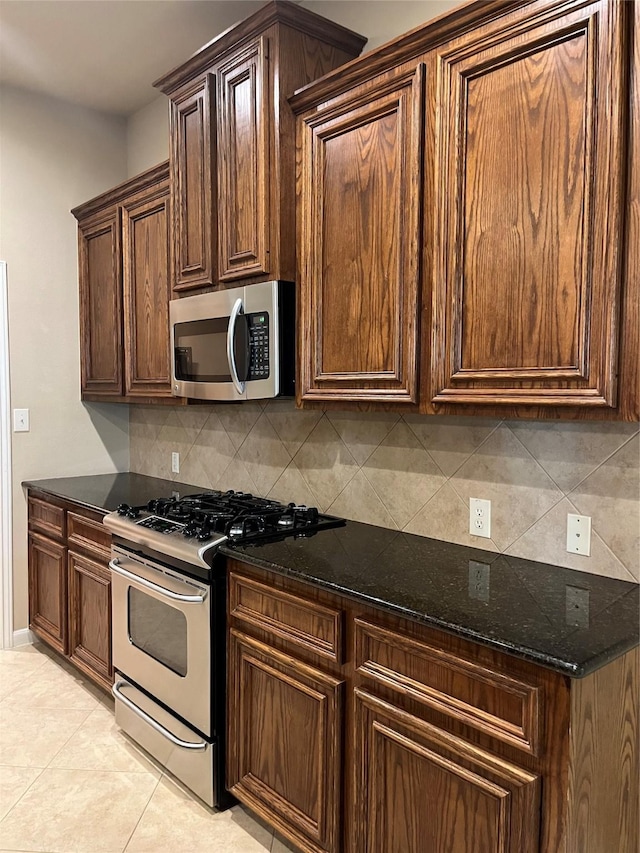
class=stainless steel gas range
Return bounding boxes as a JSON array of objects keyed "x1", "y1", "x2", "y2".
[{"x1": 103, "y1": 491, "x2": 345, "y2": 808}]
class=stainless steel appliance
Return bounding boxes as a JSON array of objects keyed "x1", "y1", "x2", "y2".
[
  {"x1": 104, "y1": 491, "x2": 344, "y2": 808},
  {"x1": 169, "y1": 280, "x2": 295, "y2": 402}
]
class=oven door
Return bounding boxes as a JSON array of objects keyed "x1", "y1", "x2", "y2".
[{"x1": 110, "y1": 546, "x2": 211, "y2": 736}]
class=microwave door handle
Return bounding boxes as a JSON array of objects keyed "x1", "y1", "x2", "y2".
[{"x1": 227, "y1": 297, "x2": 245, "y2": 395}]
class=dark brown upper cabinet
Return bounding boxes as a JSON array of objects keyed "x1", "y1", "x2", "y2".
[
  {"x1": 76, "y1": 207, "x2": 123, "y2": 397},
  {"x1": 429, "y1": 0, "x2": 628, "y2": 412},
  {"x1": 295, "y1": 62, "x2": 424, "y2": 406},
  {"x1": 153, "y1": 0, "x2": 367, "y2": 295},
  {"x1": 170, "y1": 77, "x2": 216, "y2": 291},
  {"x1": 72, "y1": 162, "x2": 174, "y2": 403},
  {"x1": 291, "y1": 0, "x2": 638, "y2": 421}
]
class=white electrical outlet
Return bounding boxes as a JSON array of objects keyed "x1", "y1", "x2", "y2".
[
  {"x1": 566, "y1": 513, "x2": 591, "y2": 556},
  {"x1": 13, "y1": 408, "x2": 30, "y2": 432},
  {"x1": 171, "y1": 452, "x2": 180, "y2": 474},
  {"x1": 469, "y1": 498, "x2": 491, "y2": 539}
]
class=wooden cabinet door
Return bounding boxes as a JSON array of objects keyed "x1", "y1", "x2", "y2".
[
  {"x1": 78, "y1": 208, "x2": 123, "y2": 396},
  {"x1": 430, "y1": 0, "x2": 627, "y2": 409},
  {"x1": 68, "y1": 551, "x2": 112, "y2": 691},
  {"x1": 217, "y1": 37, "x2": 270, "y2": 282},
  {"x1": 170, "y1": 75, "x2": 216, "y2": 292},
  {"x1": 28, "y1": 533, "x2": 68, "y2": 655},
  {"x1": 354, "y1": 689, "x2": 540, "y2": 853},
  {"x1": 121, "y1": 179, "x2": 172, "y2": 397},
  {"x1": 298, "y1": 64, "x2": 424, "y2": 405},
  {"x1": 227, "y1": 630, "x2": 344, "y2": 853}
]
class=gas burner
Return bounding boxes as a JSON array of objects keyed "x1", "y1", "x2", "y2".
[{"x1": 106, "y1": 490, "x2": 345, "y2": 568}]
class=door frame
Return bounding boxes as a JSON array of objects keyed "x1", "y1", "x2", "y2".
[{"x1": 0, "y1": 260, "x2": 13, "y2": 647}]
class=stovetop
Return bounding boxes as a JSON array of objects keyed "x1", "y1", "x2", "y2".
[{"x1": 103, "y1": 490, "x2": 345, "y2": 569}]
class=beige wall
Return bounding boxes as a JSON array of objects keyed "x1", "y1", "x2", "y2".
[
  {"x1": 127, "y1": 96, "x2": 169, "y2": 178},
  {"x1": 0, "y1": 85, "x2": 131, "y2": 632},
  {"x1": 300, "y1": 0, "x2": 461, "y2": 51},
  {"x1": 130, "y1": 404, "x2": 639, "y2": 583},
  {"x1": 123, "y1": 1, "x2": 463, "y2": 177}
]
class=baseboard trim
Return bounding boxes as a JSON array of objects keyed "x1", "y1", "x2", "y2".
[{"x1": 12, "y1": 628, "x2": 35, "y2": 647}]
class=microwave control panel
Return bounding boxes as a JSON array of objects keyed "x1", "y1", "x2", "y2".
[{"x1": 248, "y1": 313, "x2": 270, "y2": 380}]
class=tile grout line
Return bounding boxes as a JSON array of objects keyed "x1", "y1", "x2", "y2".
[
  {"x1": 565, "y1": 428, "x2": 640, "y2": 497},
  {"x1": 121, "y1": 772, "x2": 163, "y2": 853}
]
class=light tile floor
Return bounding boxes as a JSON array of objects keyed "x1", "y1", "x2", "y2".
[{"x1": 0, "y1": 644, "x2": 296, "y2": 853}]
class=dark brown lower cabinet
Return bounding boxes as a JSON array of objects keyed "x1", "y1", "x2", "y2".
[
  {"x1": 68, "y1": 551, "x2": 112, "y2": 691},
  {"x1": 227, "y1": 630, "x2": 344, "y2": 853},
  {"x1": 354, "y1": 689, "x2": 540, "y2": 853},
  {"x1": 27, "y1": 490, "x2": 113, "y2": 691},
  {"x1": 28, "y1": 532, "x2": 68, "y2": 656},
  {"x1": 227, "y1": 558, "x2": 638, "y2": 853}
]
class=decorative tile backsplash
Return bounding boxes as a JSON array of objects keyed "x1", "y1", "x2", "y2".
[{"x1": 130, "y1": 403, "x2": 639, "y2": 583}]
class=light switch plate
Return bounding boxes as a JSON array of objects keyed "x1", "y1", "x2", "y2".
[{"x1": 13, "y1": 408, "x2": 29, "y2": 432}]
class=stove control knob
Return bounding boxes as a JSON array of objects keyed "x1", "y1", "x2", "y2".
[
  {"x1": 196, "y1": 528, "x2": 212, "y2": 542},
  {"x1": 117, "y1": 503, "x2": 139, "y2": 518},
  {"x1": 183, "y1": 523, "x2": 199, "y2": 538}
]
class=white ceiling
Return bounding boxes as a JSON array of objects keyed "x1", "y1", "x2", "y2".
[{"x1": 0, "y1": 0, "x2": 459, "y2": 116}]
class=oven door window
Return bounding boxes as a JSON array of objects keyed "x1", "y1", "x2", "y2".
[{"x1": 128, "y1": 588, "x2": 188, "y2": 677}]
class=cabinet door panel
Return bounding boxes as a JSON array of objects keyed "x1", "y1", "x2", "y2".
[
  {"x1": 228, "y1": 630, "x2": 343, "y2": 853},
  {"x1": 122, "y1": 182, "x2": 172, "y2": 396},
  {"x1": 78, "y1": 209, "x2": 123, "y2": 396},
  {"x1": 298, "y1": 65, "x2": 423, "y2": 403},
  {"x1": 68, "y1": 551, "x2": 112, "y2": 691},
  {"x1": 354, "y1": 689, "x2": 540, "y2": 853},
  {"x1": 218, "y1": 38, "x2": 269, "y2": 281},
  {"x1": 28, "y1": 533, "x2": 67, "y2": 654},
  {"x1": 431, "y1": 0, "x2": 627, "y2": 407},
  {"x1": 171, "y1": 76, "x2": 216, "y2": 291}
]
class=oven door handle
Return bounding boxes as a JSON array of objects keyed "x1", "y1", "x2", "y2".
[
  {"x1": 112, "y1": 681, "x2": 208, "y2": 751},
  {"x1": 226, "y1": 297, "x2": 245, "y2": 396},
  {"x1": 109, "y1": 559, "x2": 208, "y2": 604}
]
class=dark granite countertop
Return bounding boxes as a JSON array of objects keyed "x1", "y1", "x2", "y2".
[
  {"x1": 23, "y1": 473, "x2": 203, "y2": 514},
  {"x1": 24, "y1": 474, "x2": 639, "y2": 678},
  {"x1": 222, "y1": 523, "x2": 639, "y2": 679}
]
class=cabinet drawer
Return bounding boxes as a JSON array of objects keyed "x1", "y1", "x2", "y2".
[
  {"x1": 229, "y1": 573, "x2": 344, "y2": 664},
  {"x1": 28, "y1": 496, "x2": 65, "y2": 540},
  {"x1": 67, "y1": 511, "x2": 111, "y2": 560},
  {"x1": 355, "y1": 619, "x2": 540, "y2": 755}
]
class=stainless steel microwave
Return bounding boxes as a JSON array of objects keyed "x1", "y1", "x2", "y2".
[{"x1": 169, "y1": 280, "x2": 295, "y2": 402}]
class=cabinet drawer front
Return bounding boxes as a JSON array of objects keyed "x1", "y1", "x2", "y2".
[
  {"x1": 28, "y1": 496, "x2": 65, "y2": 540},
  {"x1": 229, "y1": 573, "x2": 343, "y2": 664},
  {"x1": 355, "y1": 620, "x2": 540, "y2": 755},
  {"x1": 68, "y1": 512, "x2": 111, "y2": 561}
]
